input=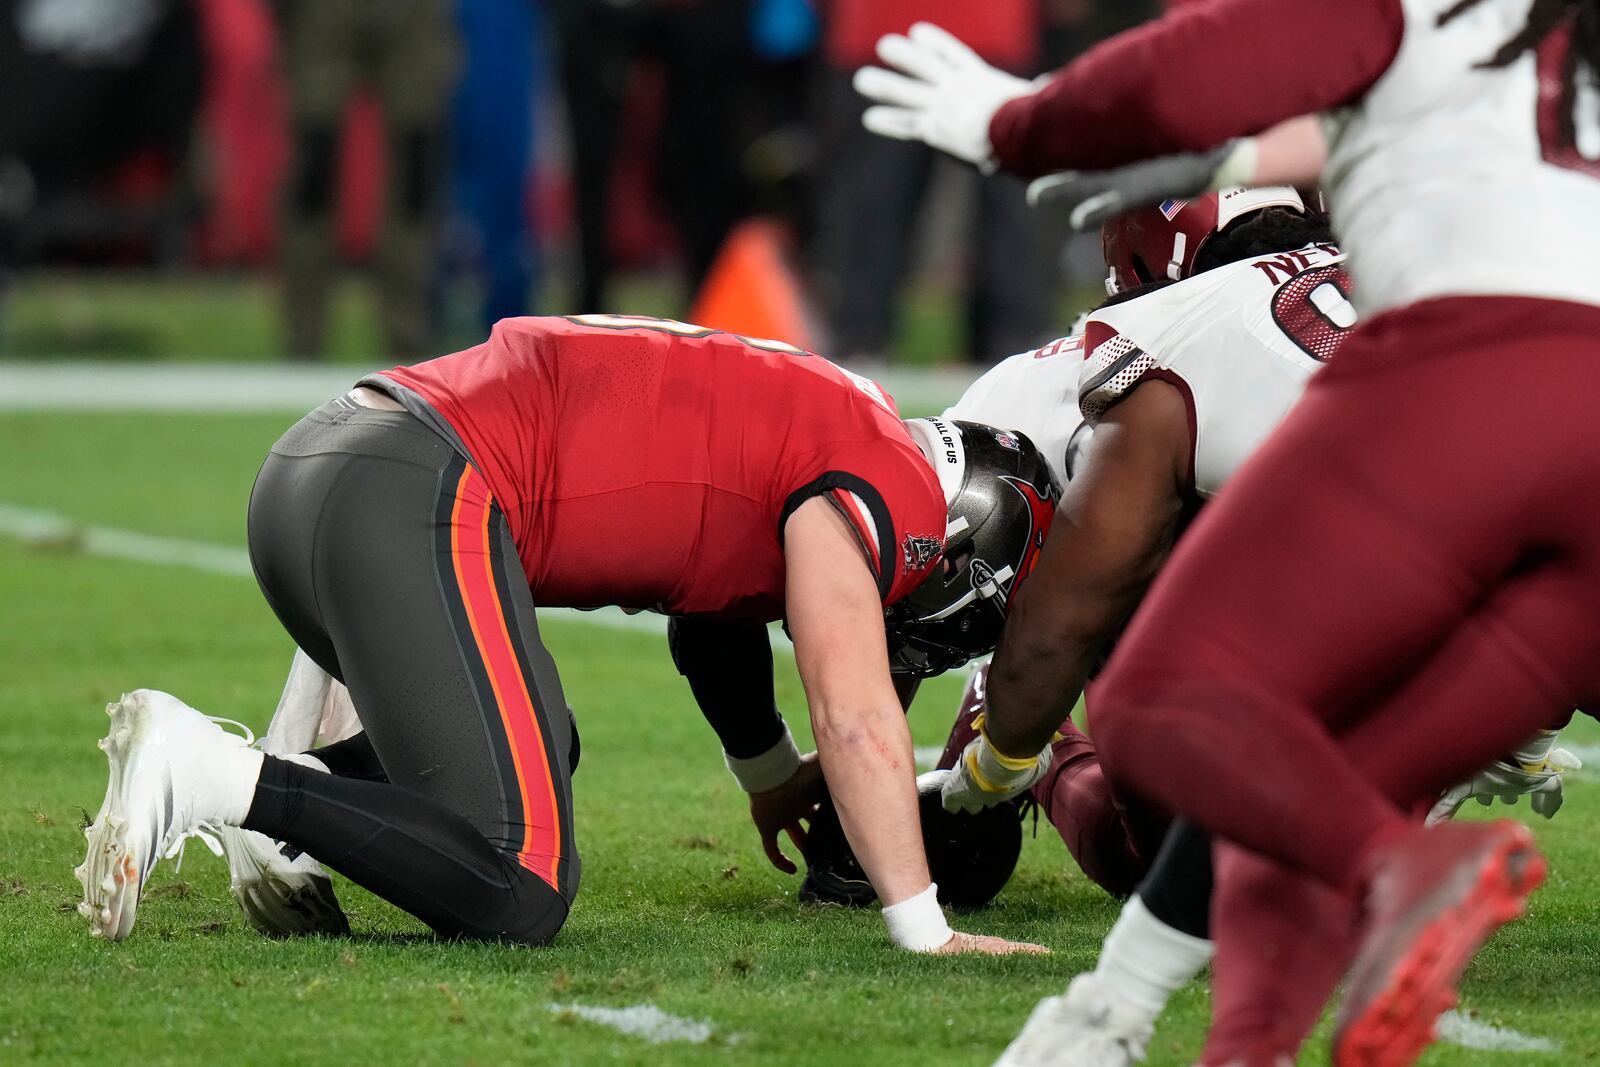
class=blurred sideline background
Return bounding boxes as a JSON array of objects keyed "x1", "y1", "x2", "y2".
[{"x1": 0, "y1": 0, "x2": 1159, "y2": 377}]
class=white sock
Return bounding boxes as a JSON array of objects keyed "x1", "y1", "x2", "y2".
[
  {"x1": 217, "y1": 750, "x2": 326, "y2": 826},
  {"x1": 218, "y1": 746, "x2": 267, "y2": 827},
  {"x1": 1094, "y1": 895, "x2": 1216, "y2": 1017}
]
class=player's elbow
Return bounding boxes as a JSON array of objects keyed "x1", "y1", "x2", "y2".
[{"x1": 809, "y1": 698, "x2": 903, "y2": 755}]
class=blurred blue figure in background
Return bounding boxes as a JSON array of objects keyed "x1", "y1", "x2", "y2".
[
  {"x1": 452, "y1": 0, "x2": 539, "y2": 330},
  {"x1": 751, "y1": 0, "x2": 817, "y2": 61}
]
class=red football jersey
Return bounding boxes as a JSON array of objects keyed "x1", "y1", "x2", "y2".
[{"x1": 370, "y1": 315, "x2": 946, "y2": 620}]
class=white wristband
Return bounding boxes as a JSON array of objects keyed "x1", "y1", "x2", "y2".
[
  {"x1": 724, "y1": 724, "x2": 803, "y2": 793},
  {"x1": 882, "y1": 883, "x2": 955, "y2": 952}
]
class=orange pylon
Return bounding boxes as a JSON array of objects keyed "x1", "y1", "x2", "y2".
[{"x1": 689, "y1": 218, "x2": 819, "y2": 351}]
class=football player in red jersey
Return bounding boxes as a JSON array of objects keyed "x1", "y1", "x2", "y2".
[
  {"x1": 75, "y1": 314, "x2": 1058, "y2": 956},
  {"x1": 856, "y1": 3, "x2": 1600, "y2": 1064}
]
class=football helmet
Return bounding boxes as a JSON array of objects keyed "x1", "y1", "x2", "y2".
[
  {"x1": 799, "y1": 772, "x2": 1023, "y2": 910},
  {"x1": 1101, "y1": 186, "x2": 1306, "y2": 294},
  {"x1": 888, "y1": 418, "x2": 1060, "y2": 677}
]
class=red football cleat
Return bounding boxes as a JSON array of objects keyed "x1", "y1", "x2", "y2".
[{"x1": 1332, "y1": 819, "x2": 1546, "y2": 1067}]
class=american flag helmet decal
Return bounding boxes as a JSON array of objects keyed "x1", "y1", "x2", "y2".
[{"x1": 1158, "y1": 198, "x2": 1189, "y2": 221}]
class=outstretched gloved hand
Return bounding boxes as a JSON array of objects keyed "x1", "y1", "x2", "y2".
[
  {"x1": 853, "y1": 22, "x2": 1037, "y2": 171},
  {"x1": 1427, "y1": 737, "x2": 1582, "y2": 826}
]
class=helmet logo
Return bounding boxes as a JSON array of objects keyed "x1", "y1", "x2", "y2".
[
  {"x1": 968, "y1": 558, "x2": 1014, "y2": 609},
  {"x1": 902, "y1": 533, "x2": 943, "y2": 571},
  {"x1": 1000, "y1": 475, "x2": 1058, "y2": 585},
  {"x1": 1158, "y1": 198, "x2": 1188, "y2": 220},
  {"x1": 993, "y1": 431, "x2": 1021, "y2": 452}
]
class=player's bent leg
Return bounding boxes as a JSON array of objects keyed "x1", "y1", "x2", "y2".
[
  {"x1": 1199, "y1": 842, "x2": 1358, "y2": 1066},
  {"x1": 1086, "y1": 353, "x2": 1507, "y2": 889},
  {"x1": 1200, "y1": 561, "x2": 1596, "y2": 1064},
  {"x1": 1099, "y1": 304, "x2": 1600, "y2": 1065},
  {"x1": 1030, "y1": 727, "x2": 1164, "y2": 898},
  {"x1": 1095, "y1": 300, "x2": 1600, "y2": 897},
  {"x1": 241, "y1": 403, "x2": 578, "y2": 943},
  {"x1": 936, "y1": 663, "x2": 990, "y2": 771},
  {"x1": 1323, "y1": 571, "x2": 1594, "y2": 1065},
  {"x1": 244, "y1": 756, "x2": 569, "y2": 944},
  {"x1": 221, "y1": 739, "x2": 368, "y2": 938},
  {"x1": 1203, "y1": 523, "x2": 1600, "y2": 1061}
]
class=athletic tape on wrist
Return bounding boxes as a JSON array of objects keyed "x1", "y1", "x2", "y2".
[
  {"x1": 882, "y1": 883, "x2": 954, "y2": 952},
  {"x1": 964, "y1": 748, "x2": 1009, "y2": 794},
  {"x1": 725, "y1": 724, "x2": 803, "y2": 793},
  {"x1": 979, "y1": 735, "x2": 1043, "y2": 777}
]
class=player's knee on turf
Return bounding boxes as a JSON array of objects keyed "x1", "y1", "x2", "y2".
[
  {"x1": 1040, "y1": 753, "x2": 1152, "y2": 897},
  {"x1": 446, "y1": 860, "x2": 571, "y2": 947}
]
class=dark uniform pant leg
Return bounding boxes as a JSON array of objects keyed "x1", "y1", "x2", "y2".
[{"x1": 245, "y1": 403, "x2": 577, "y2": 943}]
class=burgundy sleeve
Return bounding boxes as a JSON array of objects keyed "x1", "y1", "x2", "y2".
[{"x1": 988, "y1": 0, "x2": 1405, "y2": 178}]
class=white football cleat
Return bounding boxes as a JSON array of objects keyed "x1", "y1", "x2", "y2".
[
  {"x1": 993, "y1": 973, "x2": 1153, "y2": 1067},
  {"x1": 222, "y1": 825, "x2": 349, "y2": 937},
  {"x1": 76, "y1": 689, "x2": 260, "y2": 941}
]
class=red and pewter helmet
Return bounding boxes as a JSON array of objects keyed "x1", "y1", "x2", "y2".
[
  {"x1": 1101, "y1": 186, "x2": 1307, "y2": 295},
  {"x1": 885, "y1": 418, "x2": 1062, "y2": 677}
]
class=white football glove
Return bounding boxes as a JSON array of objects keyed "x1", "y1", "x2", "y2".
[
  {"x1": 941, "y1": 726, "x2": 1052, "y2": 814},
  {"x1": 1427, "y1": 735, "x2": 1581, "y2": 826},
  {"x1": 853, "y1": 22, "x2": 1037, "y2": 171}
]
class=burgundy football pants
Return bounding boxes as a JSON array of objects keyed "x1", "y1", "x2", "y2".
[{"x1": 1089, "y1": 295, "x2": 1600, "y2": 919}]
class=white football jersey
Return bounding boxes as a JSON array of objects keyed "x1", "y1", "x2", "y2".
[
  {"x1": 1077, "y1": 242, "x2": 1355, "y2": 497},
  {"x1": 943, "y1": 333, "x2": 1093, "y2": 487},
  {"x1": 1325, "y1": 0, "x2": 1600, "y2": 315}
]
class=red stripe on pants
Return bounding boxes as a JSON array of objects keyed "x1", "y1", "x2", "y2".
[{"x1": 448, "y1": 464, "x2": 563, "y2": 889}]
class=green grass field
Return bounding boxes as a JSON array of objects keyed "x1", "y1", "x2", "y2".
[{"x1": 3, "y1": 407, "x2": 1598, "y2": 1066}]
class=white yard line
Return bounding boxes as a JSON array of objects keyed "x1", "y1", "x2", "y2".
[
  {"x1": 1436, "y1": 1010, "x2": 1559, "y2": 1054},
  {"x1": 546, "y1": 1002, "x2": 741, "y2": 1045},
  {"x1": 0, "y1": 359, "x2": 972, "y2": 415},
  {"x1": 0, "y1": 361, "x2": 373, "y2": 413},
  {"x1": 0, "y1": 501, "x2": 670, "y2": 637},
  {"x1": 0, "y1": 501, "x2": 800, "y2": 645},
  {"x1": 0, "y1": 502, "x2": 255, "y2": 577}
]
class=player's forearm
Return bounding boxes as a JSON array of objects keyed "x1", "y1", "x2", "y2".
[
  {"x1": 988, "y1": 0, "x2": 1401, "y2": 178},
  {"x1": 984, "y1": 538, "x2": 1158, "y2": 758},
  {"x1": 670, "y1": 616, "x2": 791, "y2": 761},
  {"x1": 984, "y1": 605, "x2": 1105, "y2": 758},
  {"x1": 810, "y1": 700, "x2": 931, "y2": 907},
  {"x1": 1249, "y1": 115, "x2": 1330, "y2": 187}
]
